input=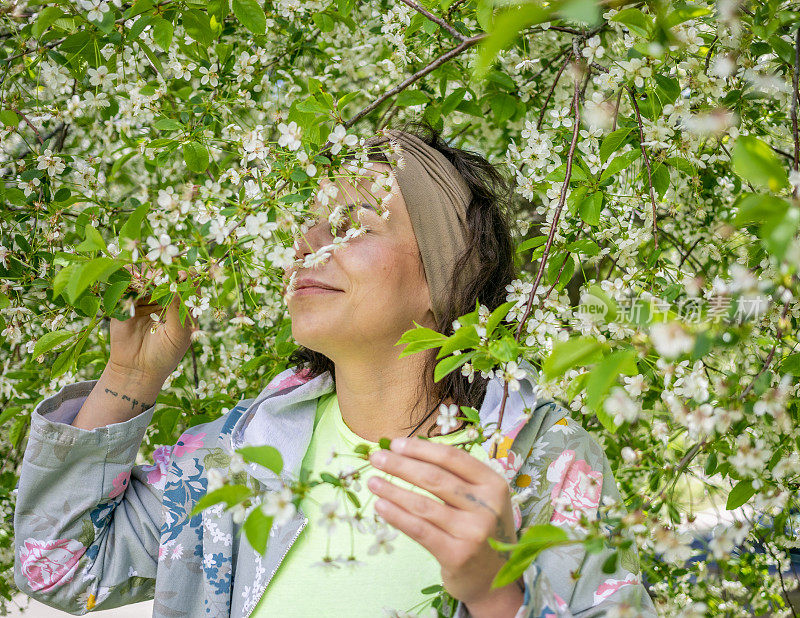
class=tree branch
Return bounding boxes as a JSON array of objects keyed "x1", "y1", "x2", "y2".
[{"x1": 397, "y1": 0, "x2": 466, "y2": 41}]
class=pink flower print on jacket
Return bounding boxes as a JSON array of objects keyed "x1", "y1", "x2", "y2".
[
  {"x1": 172, "y1": 432, "x2": 206, "y2": 458},
  {"x1": 546, "y1": 449, "x2": 603, "y2": 527},
  {"x1": 593, "y1": 573, "x2": 640, "y2": 605},
  {"x1": 108, "y1": 471, "x2": 131, "y2": 499},
  {"x1": 140, "y1": 445, "x2": 174, "y2": 491},
  {"x1": 19, "y1": 538, "x2": 86, "y2": 592},
  {"x1": 266, "y1": 367, "x2": 313, "y2": 391}
]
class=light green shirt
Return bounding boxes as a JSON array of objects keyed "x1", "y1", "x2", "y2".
[{"x1": 252, "y1": 391, "x2": 489, "y2": 617}]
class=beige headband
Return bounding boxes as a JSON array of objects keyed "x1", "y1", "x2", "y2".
[{"x1": 363, "y1": 130, "x2": 479, "y2": 326}]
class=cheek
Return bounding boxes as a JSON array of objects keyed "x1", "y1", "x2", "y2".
[{"x1": 345, "y1": 242, "x2": 425, "y2": 301}]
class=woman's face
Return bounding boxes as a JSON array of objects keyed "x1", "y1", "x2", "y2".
[{"x1": 284, "y1": 163, "x2": 435, "y2": 358}]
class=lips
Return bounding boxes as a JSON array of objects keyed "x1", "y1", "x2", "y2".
[{"x1": 293, "y1": 278, "x2": 343, "y2": 292}]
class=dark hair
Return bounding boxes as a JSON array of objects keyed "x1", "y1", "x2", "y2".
[{"x1": 287, "y1": 118, "x2": 519, "y2": 436}]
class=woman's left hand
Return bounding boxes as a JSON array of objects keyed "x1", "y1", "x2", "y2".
[{"x1": 367, "y1": 436, "x2": 523, "y2": 612}]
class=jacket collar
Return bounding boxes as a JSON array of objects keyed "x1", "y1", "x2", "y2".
[{"x1": 228, "y1": 359, "x2": 540, "y2": 488}]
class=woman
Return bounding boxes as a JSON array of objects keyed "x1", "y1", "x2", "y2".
[{"x1": 13, "y1": 123, "x2": 657, "y2": 617}]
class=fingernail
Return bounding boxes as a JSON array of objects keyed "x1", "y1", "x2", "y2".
[
  {"x1": 370, "y1": 451, "x2": 387, "y2": 467},
  {"x1": 390, "y1": 438, "x2": 407, "y2": 452}
]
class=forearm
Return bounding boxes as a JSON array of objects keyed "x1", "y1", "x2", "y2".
[
  {"x1": 464, "y1": 579, "x2": 524, "y2": 618},
  {"x1": 72, "y1": 364, "x2": 162, "y2": 430}
]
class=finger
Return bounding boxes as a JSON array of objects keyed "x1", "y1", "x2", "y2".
[
  {"x1": 369, "y1": 450, "x2": 479, "y2": 512},
  {"x1": 367, "y1": 475, "x2": 472, "y2": 540},
  {"x1": 389, "y1": 437, "x2": 500, "y2": 486},
  {"x1": 373, "y1": 496, "x2": 455, "y2": 561}
]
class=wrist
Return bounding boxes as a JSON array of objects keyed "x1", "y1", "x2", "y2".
[
  {"x1": 465, "y1": 579, "x2": 525, "y2": 618},
  {"x1": 102, "y1": 362, "x2": 166, "y2": 392}
]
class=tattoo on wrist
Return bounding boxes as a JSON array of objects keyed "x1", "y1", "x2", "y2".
[
  {"x1": 460, "y1": 489, "x2": 516, "y2": 559},
  {"x1": 103, "y1": 387, "x2": 155, "y2": 412}
]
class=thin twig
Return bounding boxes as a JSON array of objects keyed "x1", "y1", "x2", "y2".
[
  {"x1": 344, "y1": 34, "x2": 487, "y2": 129},
  {"x1": 677, "y1": 235, "x2": 703, "y2": 270},
  {"x1": 397, "y1": 0, "x2": 466, "y2": 40},
  {"x1": 491, "y1": 53, "x2": 582, "y2": 459},
  {"x1": 10, "y1": 107, "x2": 44, "y2": 145},
  {"x1": 190, "y1": 342, "x2": 199, "y2": 389},
  {"x1": 626, "y1": 87, "x2": 659, "y2": 249},
  {"x1": 537, "y1": 51, "x2": 573, "y2": 130},
  {"x1": 791, "y1": 26, "x2": 799, "y2": 197},
  {"x1": 611, "y1": 88, "x2": 623, "y2": 132},
  {"x1": 740, "y1": 297, "x2": 793, "y2": 399}
]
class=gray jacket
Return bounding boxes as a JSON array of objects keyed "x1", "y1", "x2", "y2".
[{"x1": 14, "y1": 361, "x2": 658, "y2": 616}]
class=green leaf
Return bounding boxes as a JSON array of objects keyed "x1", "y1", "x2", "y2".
[
  {"x1": 731, "y1": 136, "x2": 789, "y2": 191},
  {"x1": 76, "y1": 224, "x2": 107, "y2": 253},
  {"x1": 610, "y1": 8, "x2": 653, "y2": 37},
  {"x1": 120, "y1": 201, "x2": 151, "y2": 241},
  {"x1": 600, "y1": 150, "x2": 640, "y2": 182},
  {"x1": 395, "y1": 322, "x2": 448, "y2": 358},
  {"x1": 760, "y1": 207, "x2": 800, "y2": 261},
  {"x1": 434, "y1": 351, "x2": 476, "y2": 383},
  {"x1": 65, "y1": 258, "x2": 124, "y2": 304},
  {"x1": 585, "y1": 348, "x2": 638, "y2": 432},
  {"x1": 237, "y1": 445, "x2": 283, "y2": 475},
  {"x1": 182, "y1": 9, "x2": 214, "y2": 46},
  {"x1": 233, "y1": 0, "x2": 267, "y2": 34},
  {"x1": 578, "y1": 191, "x2": 603, "y2": 226},
  {"x1": 490, "y1": 524, "x2": 570, "y2": 587},
  {"x1": 475, "y1": 3, "x2": 552, "y2": 79},
  {"x1": 104, "y1": 278, "x2": 131, "y2": 314},
  {"x1": 778, "y1": 352, "x2": 800, "y2": 375},
  {"x1": 53, "y1": 263, "x2": 80, "y2": 300},
  {"x1": 601, "y1": 551, "x2": 618, "y2": 574},
  {"x1": 243, "y1": 507, "x2": 273, "y2": 554},
  {"x1": 441, "y1": 88, "x2": 467, "y2": 115},
  {"x1": 436, "y1": 325, "x2": 481, "y2": 359},
  {"x1": 152, "y1": 17, "x2": 174, "y2": 51},
  {"x1": 489, "y1": 93, "x2": 517, "y2": 123},
  {"x1": 311, "y1": 11, "x2": 334, "y2": 32},
  {"x1": 558, "y1": 0, "x2": 601, "y2": 25},
  {"x1": 32, "y1": 6, "x2": 65, "y2": 38},
  {"x1": 320, "y1": 472, "x2": 340, "y2": 485},
  {"x1": 155, "y1": 118, "x2": 183, "y2": 132},
  {"x1": 733, "y1": 193, "x2": 789, "y2": 227},
  {"x1": 488, "y1": 337, "x2": 520, "y2": 363},
  {"x1": 183, "y1": 141, "x2": 209, "y2": 173},
  {"x1": 516, "y1": 236, "x2": 547, "y2": 254},
  {"x1": 565, "y1": 238, "x2": 600, "y2": 256},
  {"x1": 395, "y1": 89, "x2": 430, "y2": 107},
  {"x1": 599, "y1": 128, "x2": 631, "y2": 163},
  {"x1": 32, "y1": 330, "x2": 75, "y2": 358},
  {"x1": 0, "y1": 110, "x2": 19, "y2": 127},
  {"x1": 190, "y1": 485, "x2": 252, "y2": 517},
  {"x1": 542, "y1": 336, "x2": 604, "y2": 380},
  {"x1": 726, "y1": 479, "x2": 755, "y2": 510},
  {"x1": 485, "y1": 301, "x2": 517, "y2": 337}
]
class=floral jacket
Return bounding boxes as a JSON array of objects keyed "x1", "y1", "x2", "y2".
[{"x1": 14, "y1": 360, "x2": 657, "y2": 617}]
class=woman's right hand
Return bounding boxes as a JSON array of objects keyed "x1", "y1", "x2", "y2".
[{"x1": 105, "y1": 264, "x2": 202, "y2": 387}]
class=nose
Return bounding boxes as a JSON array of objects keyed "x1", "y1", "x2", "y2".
[{"x1": 284, "y1": 215, "x2": 333, "y2": 278}]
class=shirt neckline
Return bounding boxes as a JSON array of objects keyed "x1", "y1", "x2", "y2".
[{"x1": 323, "y1": 392, "x2": 474, "y2": 449}]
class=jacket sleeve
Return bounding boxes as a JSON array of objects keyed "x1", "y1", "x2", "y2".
[
  {"x1": 13, "y1": 379, "x2": 164, "y2": 614},
  {"x1": 455, "y1": 404, "x2": 657, "y2": 618},
  {"x1": 509, "y1": 412, "x2": 657, "y2": 617}
]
